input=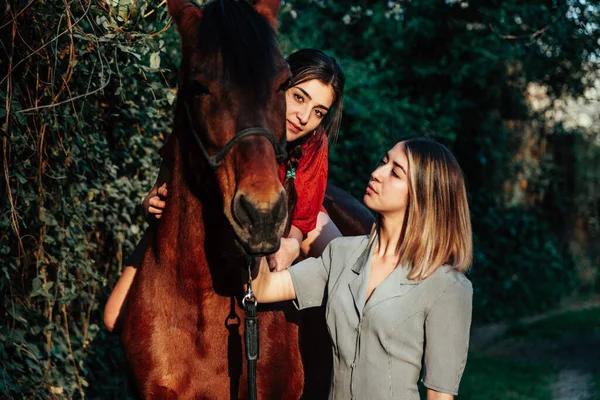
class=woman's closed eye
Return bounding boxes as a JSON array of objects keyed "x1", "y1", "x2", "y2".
[{"x1": 379, "y1": 158, "x2": 401, "y2": 178}]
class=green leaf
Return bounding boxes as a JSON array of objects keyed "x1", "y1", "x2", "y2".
[
  {"x1": 59, "y1": 292, "x2": 78, "y2": 305},
  {"x1": 150, "y1": 52, "x2": 161, "y2": 69},
  {"x1": 25, "y1": 358, "x2": 42, "y2": 374},
  {"x1": 16, "y1": 173, "x2": 27, "y2": 184},
  {"x1": 32, "y1": 277, "x2": 42, "y2": 292}
]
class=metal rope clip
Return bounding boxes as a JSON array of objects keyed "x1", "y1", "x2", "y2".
[
  {"x1": 241, "y1": 255, "x2": 259, "y2": 399},
  {"x1": 242, "y1": 256, "x2": 257, "y2": 309}
]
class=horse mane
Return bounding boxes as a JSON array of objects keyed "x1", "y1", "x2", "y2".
[{"x1": 198, "y1": 0, "x2": 278, "y2": 101}]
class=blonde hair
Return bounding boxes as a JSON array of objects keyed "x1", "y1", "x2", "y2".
[{"x1": 370, "y1": 137, "x2": 473, "y2": 279}]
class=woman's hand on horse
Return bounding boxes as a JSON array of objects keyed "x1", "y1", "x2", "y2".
[
  {"x1": 147, "y1": 183, "x2": 168, "y2": 219},
  {"x1": 268, "y1": 237, "x2": 301, "y2": 271},
  {"x1": 252, "y1": 257, "x2": 296, "y2": 303}
]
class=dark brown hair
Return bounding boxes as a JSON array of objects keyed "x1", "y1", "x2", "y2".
[{"x1": 283, "y1": 49, "x2": 345, "y2": 235}]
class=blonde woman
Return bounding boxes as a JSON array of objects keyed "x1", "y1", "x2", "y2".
[{"x1": 251, "y1": 137, "x2": 473, "y2": 400}]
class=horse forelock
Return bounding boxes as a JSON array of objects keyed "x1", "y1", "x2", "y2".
[{"x1": 196, "y1": 0, "x2": 279, "y2": 102}]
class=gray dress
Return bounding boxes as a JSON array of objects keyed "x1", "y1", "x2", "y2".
[{"x1": 288, "y1": 235, "x2": 472, "y2": 400}]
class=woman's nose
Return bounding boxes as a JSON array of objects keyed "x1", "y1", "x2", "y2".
[
  {"x1": 297, "y1": 105, "x2": 310, "y2": 124},
  {"x1": 371, "y1": 167, "x2": 383, "y2": 182}
]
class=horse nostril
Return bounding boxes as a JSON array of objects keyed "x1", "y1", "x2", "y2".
[{"x1": 236, "y1": 194, "x2": 260, "y2": 226}]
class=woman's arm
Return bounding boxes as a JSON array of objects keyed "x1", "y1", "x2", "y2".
[
  {"x1": 271, "y1": 213, "x2": 342, "y2": 271},
  {"x1": 103, "y1": 225, "x2": 155, "y2": 332},
  {"x1": 104, "y1": 162, "x2": 169, "y2": 332},
  {"x1": 252, "y1": 257, "x2": 296, "y2": 303},
  {"x1": 426, "y1": 389, "x2": 454, "y2": 400},
  {"x1": 422, "y1": 278, "x2": 473, "y2": 396},
  {"x1": 104, "y1": 266, "x2": 137, "y2": 332},
  {"x1": 255, "y1": 238, "x2": 335, "y2": 309}
]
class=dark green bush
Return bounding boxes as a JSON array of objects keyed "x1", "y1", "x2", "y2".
[{"x1": 470, "y1": 200, "x2": 575, "y2": 322}]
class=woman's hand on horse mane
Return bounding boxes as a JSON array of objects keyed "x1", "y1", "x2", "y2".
[
  {"x1": 144, "y1": 183, "x2": 168, "y2": 221},
  {"x1": 268, "y1": 236, "x2": 301, "y2": 272},
  {"x1": 142, "y1": 162, "x2": 171, "y2": 223}
]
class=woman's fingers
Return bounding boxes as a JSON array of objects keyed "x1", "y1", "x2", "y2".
[
  {"x1": 148, "y1": 206, "x2": 163, "y2": 217},
  {"x1": 147, "y1": 193, "x2": 167, "y2": 219},
  {"x1": 273, "y1": 249, "x2": 293, "y2": 271},
  {"x1": 148, "y1": 196, "x2": 166, "y2": 209},
  {"x1": 274, "y1": 261, "x2": 287, "y2": 272},
  {"x1": 272, "y1": 238, "x2": 300, "y2": 271},
  {"x1": 158, "y1": 183, "x2": 168, "y2": 197},
  {"x1": 267, "y1": 255, "x2": 277, "y2": 271}
]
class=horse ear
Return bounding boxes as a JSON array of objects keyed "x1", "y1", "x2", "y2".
[
  {"x1": 251, "y1": 0, "x2": 280, "y2": 29},
  {"x1": 168, "y1": 0, "x2": 203, "y2": 37}
]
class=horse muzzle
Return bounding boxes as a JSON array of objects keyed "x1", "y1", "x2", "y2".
[{"x1": 232, "y1": 190, "x2": 287, "y2": 254}]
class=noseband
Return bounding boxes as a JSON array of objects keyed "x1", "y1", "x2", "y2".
[{"x1": 183, "y1": 102, "x2": 287, "y2": 169}]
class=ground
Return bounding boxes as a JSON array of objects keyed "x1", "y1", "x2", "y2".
[{"x1": 457, "y1": 299, "x2": 600, "y2": 400}]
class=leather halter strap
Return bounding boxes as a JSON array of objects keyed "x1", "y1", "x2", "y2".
[{"x1": 183, "y1": 102, "x2": 287, "y2": 169}]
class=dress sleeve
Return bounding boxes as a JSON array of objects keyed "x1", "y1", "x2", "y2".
[
  {"x1": 290, "y1": 130, "x2": 329, "y2": 236},
  {"x1": 287, "y1": 238, "x2": 334, "y2": 309},
  {"x1": 421, "y1": 276, "x2": 473, "y2": 395}
]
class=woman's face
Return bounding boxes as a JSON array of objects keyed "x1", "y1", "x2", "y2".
[
  {"x1": 363, "y1": 142, "x2": 410, "y2": 218},
  {"x1": 285, "y1": 79, "x2": 334, "y2": 143}
]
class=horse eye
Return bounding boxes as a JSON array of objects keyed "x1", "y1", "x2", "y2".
[{"x1": 189, "y1": 81, "x2": 209, "y2": 97}]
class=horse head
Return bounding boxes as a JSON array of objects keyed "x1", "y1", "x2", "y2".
[{"x1": 167, "y1": 0, "x2": 290, "y2": 255}]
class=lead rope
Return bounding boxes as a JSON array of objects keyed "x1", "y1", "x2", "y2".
[{"x1": 242, "y1": 256, "x2": 259, "y2": 400}]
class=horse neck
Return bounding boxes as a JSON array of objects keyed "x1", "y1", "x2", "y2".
[{"x1": 157, "y1": 131, "x2": 245, "y2": 297}]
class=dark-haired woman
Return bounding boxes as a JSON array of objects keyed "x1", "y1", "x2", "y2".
[{"x1": 104, "y1": 48, "x2": 346, "y2": 332}]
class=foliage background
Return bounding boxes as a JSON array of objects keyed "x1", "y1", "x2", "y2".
[{"x1": 1, "y1": 0, "x2": 598, "y2": 397}]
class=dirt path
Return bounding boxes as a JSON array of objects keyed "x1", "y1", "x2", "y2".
[
  {"x1": 470, "y1": 296, "x2": 600, "y2": 352},
  {"x1": 469, "y1": 298, "x2": 600, "y2": 400},
  {"x1": 552, "y1": 370, "x2": 595, "y2": 400}
]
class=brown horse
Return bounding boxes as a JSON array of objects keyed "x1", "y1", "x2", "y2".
[{"x1": 120, "y1": 0, "x2": 304, "y2": 398}]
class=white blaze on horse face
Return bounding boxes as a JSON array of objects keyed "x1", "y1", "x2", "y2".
[{"x1": 285, "y1": 79, "x2": 334, "y2": 143}]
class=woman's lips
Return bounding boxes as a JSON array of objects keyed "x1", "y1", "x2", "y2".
[
  {"x1": 287, "y1": 120, "x2": 302, "y2": 134},
  {"x1": 366, "y1": 183, "x2": 378, "y2": 195}
]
